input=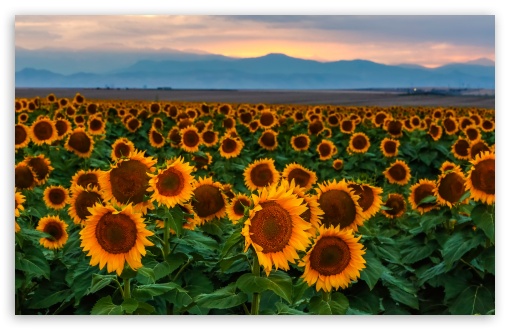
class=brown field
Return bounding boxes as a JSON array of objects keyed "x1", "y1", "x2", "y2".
[{"x1": 15, "y1": 88, "x2": 495, "y2": 108}]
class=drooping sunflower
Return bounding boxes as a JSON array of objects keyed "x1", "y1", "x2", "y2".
[
  {"x1": 300, "y1": 225, "x2": 365, "y2": 292},
  {"x1": 434, "y1": 166, "x2": 467, "y2": 208},
  {"x1": 408, "y1": 179, "x2": 438, "y2": 214},
  {"x1": 383, "y1": 159, "x2": 412, "y2": 185},
  {"x1": 111, "y1": 137, "x2": 135, "y2": 161},
  {"x1": 80, "y1": 203, "x2": 154, "y2": 276},
  {"x1": 316, "y1": 179, "x2": 365, "y2": 231},
  {"x1": 87, "y1": 116, "x2": 106, "y2": 135},
  {"x1": 428, "y1": 123, "x2": 443, "y2": 141},
  {"x1": 316, "y1": 139, "x2": 337, "y2": 161},
  {"x1": 465, "y1": 151, "x2": 495, "y2": 205},
  {"x1": 258, "y1": 129, "x2": 278, "y2": 151},
  {"x1": 242, "y1": 180, "x2": 312, "y2": 275},
  {"x1": 381, "y1": 193, "x2": 407, "y2": 219},
  {"x1": 43, "y1": 185, "x2": 70, "y2": 210},
  {"x1": 244, "y1": 158, "x2": 280, "y2": 191},
  {"x1": 332, "y1": 159, "x2": 344, "y2": 171},
  {"x1": 347, "y1": 182, "x2": 383, "y2": 219},
  {"x1": 68, "y1": 185, "x2": 104, "y2": 226},
  {"x1": 15, "y1": 162, "x2": 37, "y2": 190},
  {"x1": 15, "y1": 124, "x2": 31, "y2": 149},
  {"x1": 148, "y1": 128, "x2": 165, "y2": 149},
  {"x1": 25, "y1": 155, "x2": 53, "y2": 185},
  {"x1": 281, "y1": 163, "x2": 317, "y2": 191},
  {"x1": 180, "y1": 126, "x2": 202, "y2": 153},
  {"x1": 147, "y1": 157, "x2": 195, "y2": 208},
  {"x1": 71, "y1": 169, "x2": 102, "y2": 190},
  {"x1": 468, "y1": 140, "x2": 491, "y2": 160},
  {"x1": 219, "y1": 135, "x2": 244, "y2": 159},
  {"x1": 100, "y1": 150, "x2": 157, "y2": 214},
  {"x1": 348, "y1": 132, "x2": 370, "y2": 154},
  {"x1": 380, "y1": 138, "x2": 400, "y2": 157},
  {"x1": 65, "y1": 127, "x2": 94, "y2": 158},
  {"x1": 290, "y1": 134, "x2": 310, "y2": 151},
  {"x1": 226, "y1": 193, "x2": 252, "y2": 224},
  {"x1": 30, "y1": 116, "x2": 58, "y2": 145},
  {"x1": 36, "y1": 215, "x2": 69, "y2": 250},
  {"x1": 15, "y1": 191, "x2": 25, "y2": 217},
  {"x1": 451, "y1": 138, "x2": 471, "y2": 160},
  {"x1": 190, "y1": 176, "x2": 227, "y2": 224}
]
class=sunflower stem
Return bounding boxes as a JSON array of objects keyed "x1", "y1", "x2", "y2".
[
  {"x1": 163, "y1": 208, "x2": 171, "y2": 259},
  {"x1": 251, "y1": 250, "x2": 261, "y2": 315},
  {"x1": 123, "y1": 278, "x2": 131, "y2": 300},
  {"x1": 322, "y1": 290, "x2": 331, "y2": 302}
]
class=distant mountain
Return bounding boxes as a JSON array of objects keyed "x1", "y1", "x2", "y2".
[
  {"x1": 15, "y1": 52, "x2": 495, "y2": 89},
  {"x1": 463, "y1": 58, "x2": 495, "y2": 66}
]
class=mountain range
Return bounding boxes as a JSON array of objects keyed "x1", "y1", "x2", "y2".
[{"x1": 15, "y1": 47, "x2": 495, "y2": 89}]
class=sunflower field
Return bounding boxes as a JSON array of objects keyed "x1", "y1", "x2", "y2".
[{"x1": 14, "y1": 93, "x2": 495, "y2": 315}]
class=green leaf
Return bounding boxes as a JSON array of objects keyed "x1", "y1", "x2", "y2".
[
  {"x1": 387, "y1": 286, "x2": 419, "y2": 310},
  {"x1": 167, "y1": 208, "x2": 183, "y2": 237},
  {"x1": 417, "y1": 195, "x2": 437, "y2": 206},
  {"x1": 121, "y1": 298, "x2": 139, "y2": 314},
  {"x1": 477, "y1": 246, "x2": 495, "y2": 275},
  {"x1": 88, "y1": 274, "x2": 117, "y2": 294},
  {"x1": 28, "y1": 289, "x2": 73, "y2": 309},
  {"x1": 417, "y1": 262, "x2": 447, "y2": 286},
  {"x1": 449, "y1": 285, "x2": 495, "y2": 315},
  {"x1": 308, "y1": 292, "x2": 349, "y2": 315},
  {"x1": 136, "y1": 267, "x2": 156, "y2": 284},
  {"x1": 442, "y1": 231, "x2": 485, "y2": 266},
  {"x1": 132, "y1": 282, "x2": 188, "y2": 300},
  {"x1": 194, "y1": 283, "x2": 248, "y2": 309},
  {"x1": 471, "y1": 204, "x2": 495, "y2": 244},
  {"x1": 275, "y1": 302, "x2": 308, "y2": 315},
  {"x1": 419, "y1": 150, "x2": 438, "y2": 166},
  {"x1": 359, "y1": 250, "x2": 386, "y2": 290},
  {"x1": 401, "y1": 239, "x2": 437, "y2": 264},
  {"x1": 15, "y1": 244, "x2": 50, "y2": 279},
  {"x1": 219, "y1": 254, "x2": 248, "y2": 272},
  {"x1": 91, "y1": 296, "x2": 123, "y2": 315},
  {"x1": 236, "y1": 271, "x2": 293, "y2": 304},
  {"x1": 133, "y1": 301, "x2": 155, "y2": 315},
  {"x1": 220, "y1": 231, "x2": 243, "y2": 258},
  {"x1": 154, "y1": 253, "x2": 187, "y2": 280}
]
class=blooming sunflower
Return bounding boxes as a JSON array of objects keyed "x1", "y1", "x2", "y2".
[
  {"x1": 480, "y1": 119, "x2": 495, "y2": 132},
  {"x1": 100, "y1": 150, "x2": 157, "y2": 214},
  {"x1": 111, "y1": 137, "x2": 135, "y2": 161},
  {"x1": 385, "y1": 119, "x2": 403, "y2": 138},
  {"x1": 15, "y1": 124, "x2": 31, "y2": 149},
  {"x1": 290, "y1": 134, "x2": 310, "y2": 151},
  {"x1": 428, "y1": 123, "x2": 443, "y2": 141},
  {"x1": 300, "y1": 225, "x2": 365, "y2": 292},
  {"x1": 55, "y1": 118, "x2": 72, "y2": 139},
  {"x1": 125, "y1": 117, "x2": 141, "y2": 132},
  {"x1": 87, "y1": 116, "x2": 106, "y2": 135},
  {"x1": 332, "y1": 159, "x2": 344, "y2": 171},
  {"x1": 440, "y1": 160, "x2": 457, "y2": 173},
  {"x1": 383, "y1": 159, "x2": 412, "y2": 185},
  {"x1": 380, "y1": 138, "x2": 400, "y2": 158},
  {"x1": 30, "y1": 116, "x2": 58, "y2": 145},
  {"x1": 219, "y1": 135, "x2": 244, "y2": 159},
  {"x1": 71, "y1": 169, "x2": 102, "y2": 190},
  {"x1": 15, "y1": 191, "x2": 25, "y2": 217},
  {"x1": 226, "y1": 193, "x2": 252, "y2": 224},
  {"x1": 468, "y1": 140, "x2": 491, "y2": 160},
  {"x1": 451, "y1": 138, "x2": 471, "y2": 160},
  {"x1": 347, "y1": 182, "x2": 383, "y2": 219},
  {"x1": 147, "y1": 157, "x2": 195, "y2": 208},
  {"x1": 148, "y1": 128, "x2": 165, "y2": 149},
  {"x1": 201, "y1": 129, "x2": 219, "y2": 147},
  {"x1": 36, "y1": 215, "x2": 69, "y2": 250},
  {"x1": 259, "y1": 109, "x2": 278, "y2": 129},
  {"x1": 17, "y1": 113, "x2": 29, "y2": 123},
  {"x1": 408, "y1": 179, "x2": 438, "y2": 214},
  {"x1": 80, "y1": 203, "x2": 154, "y2": 276},
  {"x1": 381, "y1": 193, "x2": 407, "y2": 219},
  {"x1": 25, "y1": 155, "x2": 53, "y2": 185},
  {"x1": 340, "y1": 119, "x2": 356, "y2": 134},
  {"x1": 316, "y1": 139, "x2": 337, "y2": 161},
  {"x1": 15, "y1": 162, "x2": 37, "y2": 190},
  {"x1": 43, "y1": 185, "x2": 70, "y2": 210},
  {"x1": 348, "y1": 132, "x2": 370, "y2": 154},
  {"x1": 65, "y1": 127, "x2": 94, "y2": 158},
  {"x1": 465, "y1": 151, "x2": 495, "y2": 205},
  {"x1": 180, "y1": 126, "x2": 202, "y2": 153},
  {"x1": 443, "y1": 117, "x2": 459, "y2": 135},
  {"x1": 190, "y1": 177, "x2": 227, "y2": 224},
  {"x1": 373, "y1": 111, "x2": 388, "y2": 127},
  {"x1": 258, "y1": 129, "x2": 278, "y2": 151},
  {"x1": 242, "y1": 180, "x2": 312, "y2": 275},
  {"x1": 316, "y1": 179, "x2": 365, "y2": 231},
  {"x1": 434, "y1": 166, "x2": 467, "y2": 208},
  {"x1": 463, "y1": 125, "x2": 481, "y2": 143},
  {"x1": 249, "y1": 120, "x2": 260, "y2": 133},
  {"x1": 244, "y1": 158, "x2": 280, "y2": 191},
  {"x1": 69, "y1": 185, "x2": 104, "y2": 226},
  {"x1": 281, "y1": 163, "x2": 317, "y2": 191}
]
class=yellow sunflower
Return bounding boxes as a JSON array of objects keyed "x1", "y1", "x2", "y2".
[
  {"x1": 80, "y1": 203, "x2": 154, "y2": 276},
  {"x1": 290, "y1": 134, "x2": 310, "y2": 151},
  {"x1": 258, "y1": 109, "x2": 278, "y2": 129},
  {"x1": 316, "y1": 179, "x2": 365, "y2": 231},
  {"x1": 219, "y1": 135, "x2": 244, "y2": 159},
  {"x1": 480, "y1": 119, "x2": 495, "y2": 132},
  {"x1": 65, "y1": 127, "x2": 94, "y2": 158},
  {"x1": 428, "y1": 123, "x2": 443, "y2": 141},
  {"x1": 201, "y1": 129, "x2": 219, "y2": 147},
  {"x1": 190, "y1": 176, "x2": 228, "y2": 224},
  {"x1": 332, "y1": 159, "x2": 344, "y2": 171},
  {"x1": 385, "y1": 119, "x2": 404, "y2": 138},
  {"x1": 111, "y1": 137, "x2": 135, "y2": 161},
  {"x1": 192, "y1": 152, "x2": 213, "y2": 171},
  {"x1": 148, "y1": 128, "x2": 166, "y2": 149},
  {"x1": 308, "y1": 119, "x2": 324, "y2": 136},
  {"x1": 87, "y1": 116, "x2": 106, "y2": 135},
  {"x1": 258, "y1": 129, "x2": 279, "y2": 151},
  {"x1": 30, "y1": 116, "x2": 58, "y2": 145},
  {"x1": 15, "y1": 191, "x2": 25, "y2": 217},
  {"x1": 281, "y1": 163, "x2": 317, "y2": 191},
  {"x1": 37, "y1": 215, "x2": 69, "y2": 250},
  {"x1": 443, "y1": 117, "x2": 459, "y2": 135},
  {"x1": 383, "y1": 159, "x2": 412, "y2": 185},
  {"x1": 380, "y1": 138, "x2": 400, "y2": 158},
  {"x1": 465, "y1": 151, "x2": 495, "y2": 205},
  {"x1": 68, "y1": 185, "x2": 104, "y2": 226},
  {"x1": 242, "y1": 180, "x2": 312, "y2": 275},
  {"x1": 15, "y1": 124, "x2": 31, "y2": 149},
  {"x1": 381, "y1": 193, "x2": 407, "y2": 219},
  {"x1": 125, "y1": 117, "x2": 141, "y2": 133},
  {"x1": 408, "y1": 179, "x2": 438, "y2": 214},
  {"x1": 347, "y1": 182, "x2": 383, "y2": 219},
  {"x1": 316, "y1": 139, "x2": 337, "y2": 161},
  {"x1": 55, "y1": 118, "x2": 72, "y2": 139},
  {"x1": 244, "y1": 158, "x2": 280, "y2": 191},
  {"x1": 15, "y1": 162, "x2": 38, "y2": 190},
  {"x1": 348, "y1": 132, "x2": 370, "y2": 154},
  {"x1": 180, "y1": 126, "x2": 202, "y2": 153},
  {"x1": 300, "y1": 225, "x2": 366, "y2": 292},
  {"x1": 147, "y1": 156, "x2": 195, "y2": 208},
  {"x1": 43, "y1": 185, "x2": 70, "y2": 210},
  {"x1": 70, "y1": 169, "x2": 102, "y2": 190},
  {"x1": 440, "y1": 160, "x2": 457, "y2": 174},
  {"x1": 451, "y1": 138, "x2": 471, "y2": 160},
  {"x1": 468, "y1": 140, "x2": 491, "y2": 160},
  {"x1": 434, "y1": 166, "x2": 467, "y2": 208},
  {"x1": 226, "y1": 193, "x2": 252, "y2": 224},
  {"x1": 25, "y1": 155, "x2": 53, "y2": 185},
  {"x1": 463, "y1": 125, "x2": 481, "y2": 143}
]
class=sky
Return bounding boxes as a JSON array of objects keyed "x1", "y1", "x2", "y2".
[{"x1": 14, "y1": 15, "x2": 495, "y2": 68}]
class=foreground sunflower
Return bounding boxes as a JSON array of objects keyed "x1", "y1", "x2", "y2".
[
  {"x1": 111, "y1": 137, "x2": 136, "y2": 161},
  {"x1": 147, "y1": 157, "x2": 195, "y2": 208},
  {"x1": 300, "y1": 225, "x2": 366, "y2": 292},
  {"x1": 190, "y1": 177, "x2": 228, "y2": 224},
  {"x1": 465, "y1": 151, "x2": 495, "y2": 205},
  {"x1": 434, "y1": 166, "x2": 467, "y2": 208},
  {"x1": 36, "y1": 215, "x2": 69, "y2": 250},
  {"x1": 43, "y1": 185, "x2": 70, "y2": 210},
  {"x1": 347, "y1": 182, "x2": 383, "y2": 219},
  {"x1": 408, "y1": 179, "x2": 438, "y2": 214},
  {"x1": 68, "y1": 185, "x2": 104, "y2": 226},
  {"x1": 242, "y1": 180, "x2": 312, "y2": 275},
  {"x1": 383, "y1": 159, "x2": 412, "y2": 185},
  {"x1": 226, "y1": 193, "x2": 252, "y2": 223},
  {"x1": 244, "y1": 158, "x2": 280, "y2": 191},
  {"x1": 80, "y1": 204, "x2": 154, "y2": 276},
  {"x1": 281, "y1": 163, "x2": 317, "y2": 191}
]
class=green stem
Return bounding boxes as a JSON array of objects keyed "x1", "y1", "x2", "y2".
[
  {"x1": 322, "y1": 290, "x2": 331, "y2": 302},
  {"x1": 172, "y1": 258, "x2": 192, "y2": 282},
  {"x1": 163, "y1": 208, "x2": 172, "y2": 259},
  {"x1": 123, "y1": 278, "x2": 131, "y2": 300},
  {"x1": 113, "y1": 278, "x2": 124, "y2": 297},
  {"x1": 251, "y1": 250, "x2": 261, "y2": 316}
]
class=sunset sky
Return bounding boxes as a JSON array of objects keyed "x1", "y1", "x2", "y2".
[{"x1": 15, "y1": 15, "x2": 495, "y2": 68}]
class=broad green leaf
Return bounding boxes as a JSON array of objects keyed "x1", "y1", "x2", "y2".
[
  {"x1": 220, "y1": 231, "x2": 243, "y2": 258},
  {"x1": 121, "y1": 298, "x2": 139, "y2": 314},
  {"x1": 236, "y1": 271, "x2": 293, "y2": 304},
  {"x1": 28, "y1": 289, "x2": 73, "y2": 309},
  {"x1": 471, "y1": 204, "x2": 495, "y2": 244},
  {"x1": 91, "y1": 296, "x2": 123, "y2": 315},
  {"x1": 308, "y1": 292, "x2": 349, "y2": 315},
  {"x1": 275, "y1": 302, "x2": 308, "y2": 315},
  {"x1": 417, "y1": 262, "x2": 447, "y2": 286},
  {"x1": 132, "y1": 282, "x2": 188, "y2": 300},
  {"x1": 167, "y1": 208, "x2": 183, "y2": 237},
  {"x1": 219, "y1": 254, "x2": 248, "y2": 272},
  {"x1": 387, "y1": 286, "x2": 419, "y2": 310},
  {"x1": 15, "y1": 244, "x2": 50, "y2": 280},
  {"x1": 401, "y1": 240, "x2": 437, "y2": 264},
  {"x1": 194, "y1": 283, "x2": 248, "y2": 309},
  {"x1": 449, "y1": 285, "x2": 494, "y2": 315},
  {"x1": 417, "y1": 195, "x2": 437, "y2": 206},
  {"x1": 442, "y1": 231, "x2": 485, "y2": 266},
  {"x1": 136, "y1": 267, "x2": 156, "y2": 284},
  {"x1": 154, "y1": 253, "x2": 187, "y2": 280},
  {"x1": 133, "y1": 301, "x2": 155, "y2": 315},
  {"x1": 88, "y1": 274, "x2": 117, "y2": 294},
  {"x1": 360, "y1": 250, "x2": 386, "y2": 290}
]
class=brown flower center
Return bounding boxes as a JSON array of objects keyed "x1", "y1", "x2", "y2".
[
  {"x1": 443, "y1": 118, "x2": 457, "y2": 133},
  {"x1": 68, "y1": 132, "x2": 92, "y2": 154},
  {"x1": 470, "y1": 159, "x2": 495, "y2": 195},
  {"x1": 383, "y1": 140, "x2": 397, "y2": 154},
  {"x1": 127, "y1": 118, "x2": 140, "y2": 131},
  {"x1": 470, "y1": 142, "x2": 490, "y2": 159},
  {"x1": 260, "y1": 112, "x2": 275, "y2": 127},
  {"x1": 318, "y1": 143, "x2": 332, "y2": 157},
  {"x1": 75, "y1": 191, "x2": 102, "y2": 221},
  {"x1": 287, "y1": 168, "x2": 311, "y2": 188},
  {"x1": 192, "y1": 184, "x2": 225, "y2": 218},
  {"x1": 309, "y1": 120, "x2": 324, "y2": 135},
  {"x1": 348, "y1": 184, "x2": 374, "y2": 212},
  {"x1": 15, "y1": 166, "x2": 35, "y2": 189},
  {"x1": 55, "y1": 120, "x2": 69, "y2": 137},
  {"x1": 233, "y1": 197, "x2": 250, "y2": 216},
  {"x1": 156, "y1": 168, "x2": 185, "y2": 197},
  {"x1": 310, "y1": 236, "x2": 350, "y2": 276},
  {"x1": 250, "y1": 163, "x2": 274, "y2": 188},
  {"x1": 318, "y1": 189, "x2": 357, "y2": 229},
  {"x1": 89, "y1": 118, "x2": 103, "y2": 131},
  {"x1": 15, "y1": 125, "x2": 28, "y2": 145},
  {"x1": 44, "y1": 221, "x2": 64, "y2": 241},
  {"x1": 438, "y1": 172, "x2": 466, "y2": 204},
  {"x1": 48, "y1": 188, "x2": 66, "y2": 205},
  {"x1": 95, "y1": 213, "x2": 137, "y2": 254},
  {"x1": 454, "y1": 139, "x2": 470, "y2": 157},
  {"x1": 388, "y1": 164, "x2": 407, "y2": 182},
  {"x1": 293, "y1": 136, "x2": 309, "y2": 149},
  {"x1": 384, "y1": 195, "x2": 406, "y2": 216},
  {"x1": 27, "y1": 157, "x2": 50, "y2": 181},
  {"x1": 109, "y1": 160, "x2": 149, "y2": 205},
  {"x1": 413, "y1": 183, "x2": 436, "y2": 208},
  {"x1": 114, "y1": 143, "x2": 132, "y2": 159},
  {"x1": 387, "y1": 120, "x2": 402, "y2": 136},
  {"x1": 250, "y1": 201, "x2": 293, "y2": 253},
  {"x1": 221, "y1": 138, "x2": 238, "y2": 153},
  {"x1": 260, "y1": 132, "x2": 276, "y2": 148},
  {"x1": 352, "y1": 135, "x2": 368, "y2": 150},
  {"x1": 183, "y1": 130, "x2": 200, "y2": 148},
  {"x1": 33, "y1": 121, "x2": 54, "y2": 141},
  {"x1": 151, "y1": 130, "x2": 164, "y2": 145}
]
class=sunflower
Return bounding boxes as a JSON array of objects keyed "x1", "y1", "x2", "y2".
[
  {"x1": 316, "y1": 139, "x2": 337, "y2": 161},
  {"x1": 15, "y1": 124, "x2": 31, "y2": 149},
  {"x1": 259, "y1": 110, "x2": 278, "y2": 129},
  {"x1": 73, "y1": 93, "x2": 85, "y2": 105},
  {"x1": 385, "y1": 120, "x2": 403, "y2": 138},
  {"x1": 180, "y1": 126, "x2": 201, "y2": 153},
  {"x1": 147, "y1": 157, "x2": 195, "y2": 208},
  {"x1": 380, "y1": 138, "x2": 400, "y2": 157},
  {"x1": 408, "y1": 179, "x2": 438, "y2": 214},
  {"x1": 281, "y1": 163, "x2": 317, "y2": 191},
  {"x1": 326, "y1": 114, "x2": 340, "y2": 127},
  {"x1": 200, "y1": 129, "x2": 218, "y2": 147},
  {"x1": 258, "y1": 129, "x2": 278, "y2": 151},
  {"x1": 480, "y1": 119, "x2": 495, "y2": 132},
  {"x1": 111, "y1": 137, "x2": 135, "y2": 161},
  {"x1": 381, "y1": 193, "x2": 407, "y2": 219},
  {"x1": 15, "y1": 191, "x2": 25, "y2": 217},
  {"x1": 239, "y1": 111, "x2": 253, "y2": 127},
  {"x1": 300, "y1": 225, "x2": 365, "y2": 292},
  {"x1": 87, "y1": 116, "x2": 106, "y2": 135},
  {"x1": 70, "y1": 169, "x2": 102, "y2": 191},
  {"x1": 226, "y1": 193, "x2": 252, "y2": 223},
  {"x1": 316, "y1": 179, "x2": 365, "y2": 231},
  {"x1": 244, "y1": 158, "x2": 280, "y2": 191},
  {"x1": 468, "y1": 140, "x2": 491, "y2": 160},
  {"x1": 65, "y1": 127, "x2": 94, "y2": 158},
  {"x1": 348, "y1": 132, "x2": 370, "y2": 154},
  {"x1": 55, "y1": 118, "x2": 72, "y2": 139},
  {"x1": 332, "y1": 159, "x2": 344, "y2": 171},
  {"x1": 148, "y1": 128, "x2": 165, "y2": 149},
  {"x1": 100, "y1": 150, "x2": 157, "y2": 214},
  {"x1": 152, "y1": 117, "x2": 164, "y2": 131},
  {"x1": 463, "y1": 125, "x2": 481, "y2": 143},
  {"x1": 15, "y1": 162, "x2": 37, "y2": 190},
  {"x1": 383, "y1": 159, "x2": 412, "y2": 185},
  {"x1": 80, "y1": 203, "x2": 154, "y2": 276},
  {"x1": 190, "y1": 177, "x2": 227, "y2": 224},
  {"x1": 30, "y1": 116, "x2": 58, "y2": 145},
  {"x1": 440, "y1": 160, "x2": 457, "y2": 173},
  {"x1": 219, "y1": 135, "x2": 244, "y2": 159},
  {"x1": 36, "y1": 215, "x2": 69, "y2": 250},
  {"x1": 373, "y1": 111, "x2": 388, "y2": 127},
  {"x1": 465, "y1": 151, "x2": 495, "y2": 205},
  {"x1": 68, "y1": 186, "x2": 104, "y2": 226},
  {"x1": 74, "y1": 115, "x2": 86, "y2": 127},
  {"x1": 443, "y1": 117, "x2": 459, "y2": 135},
  {"x1": 242, "y1": 180, "x2": 312, "y2": 276},
  {"x1": 17, "y1": 113, "x2": 29, "y2": 123},
  {"x1": 308, "y1": 119, "x2": 324, "y2": 136},
  {"x1": 281, "y1": 180, "x2": 323, "y2": 234},
  {"x1": 290, "y1": 134, "x2": 310, "y2": 151},
  {"x1": 43, "y1": 185, "x2": 70, "y2": 210},
  {"x1": 347, "y1": 183, "x2": 383, "y2": 219},
  {"x1": 249, "y1": 120, "x2": 260, "y2": 133},
  {"x1": 25, "y1": 155, "x2": 53, "y2": 185},
  {"x1": 434, "y1": 167, "x2": 467, "y2": 208},
  {"x1": 428, "y1": 123, "x2": 443, "y2": 141},
  {"x1": 126, "y1": 117, "x2": 141, "y2": 132},
  {"x1": 451, "y1": 138, "x2": 471, "y2": 160}
]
